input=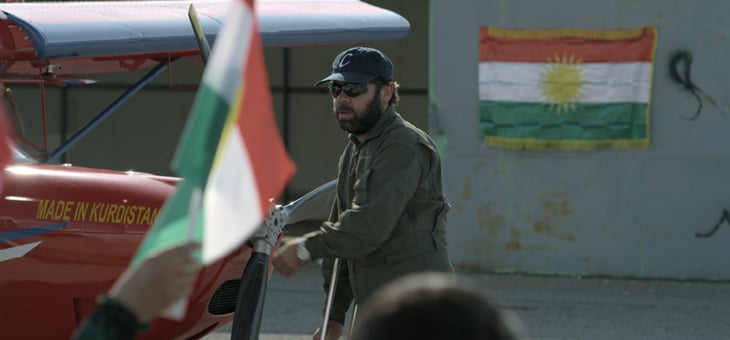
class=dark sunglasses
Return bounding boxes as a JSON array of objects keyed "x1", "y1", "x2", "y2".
[{"x1": 328, "y1": 82, "x2": 370, "y2": 98}]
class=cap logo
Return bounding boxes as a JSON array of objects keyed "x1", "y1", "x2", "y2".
[{"x1": 338, "y1": 53, "x2": 352, "y2": 68}]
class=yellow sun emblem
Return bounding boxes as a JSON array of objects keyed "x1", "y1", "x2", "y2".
[{"x1": 539, "y1": 53, "x2": 586, "y2": 113}]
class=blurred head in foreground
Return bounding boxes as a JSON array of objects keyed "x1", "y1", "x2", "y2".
[{"x1": 350, "y1": 272, "x2": 526, "y2": 340}]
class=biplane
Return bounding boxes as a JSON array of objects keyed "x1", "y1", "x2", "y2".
[{"x1": 0, "y1": 0, "x2": 409, "y2": 339}]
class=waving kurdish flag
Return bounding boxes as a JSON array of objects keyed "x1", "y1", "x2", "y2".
[
  {"x1": 479, "y1": 26, "x2": 657, "y2": 150},
  {"x1": 133, "y1": 0, "x2": 296, "y2": 266}
]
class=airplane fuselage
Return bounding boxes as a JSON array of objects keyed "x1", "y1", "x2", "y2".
[{"x1": 0, "y1": 164, "x2": 249, "y2": 339}]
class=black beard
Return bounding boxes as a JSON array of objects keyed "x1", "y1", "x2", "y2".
[{"x1": 334, "y1": 92, "x2": 383, "y2": 135}]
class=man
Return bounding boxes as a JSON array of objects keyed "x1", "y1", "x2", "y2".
[{"x1": 272, "y1": 46, "x2": 453, "y2": 339}]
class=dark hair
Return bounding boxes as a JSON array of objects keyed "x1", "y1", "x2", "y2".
[
  {"x1": 389, "y1": 81, "x2": 400, "y2": 107},
  {"x1": 374, "y1": 78, "x2": 400, "y2": 107},
  {"x1": 351, "y1": 273, "x2": 523, "y2": 340}
]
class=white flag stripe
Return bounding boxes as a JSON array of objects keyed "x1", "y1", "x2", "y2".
[
  {"x1": 203, "y1": 0, "x2": 253, "y2": 105},
  {"x1": 203, "y1": 128, "x2": 262, "y2": 263},
  {"x1": 479, "y1": 82, "x2": 650, "y2": 103},
  {"x1": 0, "y1": 241, "x2": 41, "y2": 262},
  {"x1": 479, "y1": 61, "x2": 651, "y2": 103},
  {"x1": 479, "y1": 62, "x2": 653, "y2": 84}
]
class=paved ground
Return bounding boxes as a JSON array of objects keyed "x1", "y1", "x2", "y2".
[{"x1": 202, "y1": 262, "x2": 730, "y2": 340}]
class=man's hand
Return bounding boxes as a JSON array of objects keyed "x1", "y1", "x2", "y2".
[
  {"x1": 109, "y1": 242, "x2": 200, "y2": 322},
  {"x1": 272, "y1": 237, "x2": 307, "y2": 276},
  {"x1": 312, "y1": 320, "x2": 343, "y2": 340}
]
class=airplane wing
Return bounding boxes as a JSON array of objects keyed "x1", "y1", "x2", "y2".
[{"x1": 0, "y1": 0, "x2": 409, "y2": 75}]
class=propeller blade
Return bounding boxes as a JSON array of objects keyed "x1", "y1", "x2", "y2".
[
  {"x1": 229, "y1": 179, "x2": 337, "y2": 339},
  {"x1": 230, "y1": 251, "x2": 269, "y2": 340},
  {"x1": 187, "y1": 4, "x2": 211, "y2": 64},
  {"x1": 283, "y1": 179, "x2": 336, "y2": 225}
]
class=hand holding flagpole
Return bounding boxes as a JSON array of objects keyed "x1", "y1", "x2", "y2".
[{"x1": 161, "y1": 187, "x2": 203, "y2": 320}]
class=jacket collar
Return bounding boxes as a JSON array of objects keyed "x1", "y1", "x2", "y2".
[{"x1": 348, "y1": 105, "x2": 397, "y2": 145}]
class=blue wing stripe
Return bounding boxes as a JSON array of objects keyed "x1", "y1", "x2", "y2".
[{"x1": 0, "y1": 222, "x2": 69, "y2": 242}]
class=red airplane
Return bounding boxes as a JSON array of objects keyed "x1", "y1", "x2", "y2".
[{"x1": 0, "y1": 1, "x2": 408, "y2": 339}]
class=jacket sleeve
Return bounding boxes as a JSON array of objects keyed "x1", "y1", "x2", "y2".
[
  {"x1": 320, "y1": 257, "x2": 353, "y2": 325},
  {"x1": 306, "y1": 142, "x2": 422, "y2": 260},
  {"x1": 71, "y1": 296, "x2": 147, "y2": 340}
]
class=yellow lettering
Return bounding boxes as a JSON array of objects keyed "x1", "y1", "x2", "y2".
[
  {"x1": 135, "y1": 207, "x2": 144, "y2": 224},
  {"x1": 53, "y1": 201, "x2": 66, "y2": 220},
  {"x1": 140, "y1": 207, "x2": 151, "y2": 225},
  {"x1": 150, "y1": 208, "x2": 159, "y2": 224},
  {"x1": 126, "y1": 206, "x2": 137, "y2": 224},
  {"x1": 37, "y1": 200, "x2": 49, "y2": 219},
  {"x1": 107, "y1": 204, "x2": 117, "y2": 224},
  {"x1": 90, "y1": 203, "x2": 101, "y2": 222},
  {"x1": 115, "y1": 205, "x2": 126, "y2": 224},
  {"x1": 99, "y1": 203, "x2": 109, "y2": 223},
  {"x1": 44, "y1": 200, "x2": 56, "y2": 220},
  {"x1": 75, "y1": 202, "x2": 88, "y2": 222},
  {"x1": 61, "y1": 201, "x2": 73, "y2": 221},
  {"x1": 58, "y1": 205, "x2": 159, "y2": 225}
]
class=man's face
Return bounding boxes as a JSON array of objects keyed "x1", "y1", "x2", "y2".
[{"x1": 330, "y1": 82, "x2": 383, "y2": 135}]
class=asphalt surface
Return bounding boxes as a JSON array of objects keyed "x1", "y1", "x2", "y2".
[{"x1": 202, "y1": 262, "x2": 730, "y2": 340}]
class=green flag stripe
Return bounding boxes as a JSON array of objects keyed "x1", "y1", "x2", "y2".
[
  {"x1": 132, "y1": 85, "x2": 227, "y2": 264},
  {"x1": 172, "y1": 84, "x2": 230, "y2": 185},
  {"x1": 132, "y1": 180, "x2": 205, "y2": 264},
  {"x1": 480, "y1": 101, "x2": 648, "y2": 140}
]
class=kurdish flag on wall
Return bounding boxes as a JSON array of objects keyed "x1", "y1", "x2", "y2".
[
  {"x1": 134, "y1": 0, "x2": 296, "y2": 265},
  {"x1": 479, "y1": 26, "x2": 657, "y2": 150}
]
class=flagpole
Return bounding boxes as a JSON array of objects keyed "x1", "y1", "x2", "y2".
[
  {"x1": 161, "y1": 186, "x2": 202, "y2": 320},
  {"x1": 230, "y1": 237, "x2": 270, "y2": 340},
  {"x1": 228, "y1": 179, "x2": 335, "y2": 339}
]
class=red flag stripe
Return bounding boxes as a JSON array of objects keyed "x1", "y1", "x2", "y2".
[
  {"x1": 237, "y1": 0, "x2": 295, "y2": 216},
  {"x1": 480, "y1": 26, "x2": 656, "y2": 63}
]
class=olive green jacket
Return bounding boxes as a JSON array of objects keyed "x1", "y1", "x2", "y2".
[{"x1": 304, "y1": 105, "x2": 453, "y2": 323}]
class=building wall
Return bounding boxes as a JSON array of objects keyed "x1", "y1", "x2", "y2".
[{"x1": 432, "y1": 0, "x2": 730, "y2": 279}]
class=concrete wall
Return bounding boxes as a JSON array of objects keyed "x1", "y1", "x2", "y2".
[{"x1": 432, "y1": 0, "x2": 730, "y2": 279}]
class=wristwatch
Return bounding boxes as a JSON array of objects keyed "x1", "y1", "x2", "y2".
[{"x1": 296, "y1": 239, "x2": 311, "y2": 262}]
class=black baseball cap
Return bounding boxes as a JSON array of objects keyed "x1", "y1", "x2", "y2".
[{"x1": 315, "y1": 47, "x2": 393, "y2": 86}]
